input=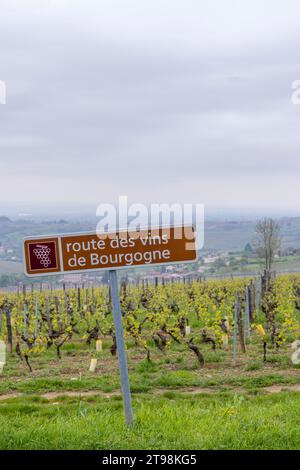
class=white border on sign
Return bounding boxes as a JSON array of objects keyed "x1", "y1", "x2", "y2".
[{"x1": 22, "y1": 225, "x2": 198, "y2": 278}]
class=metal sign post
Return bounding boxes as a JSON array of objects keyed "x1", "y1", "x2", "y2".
[
  {"x1": 34, "y1": 294, "x2": 39, "y2": 339},
  {"x1": 109, "y1": 269, "x2": 133, "y2": 426},
  {"x1": 23, "y1": 225, "x2": 198, "y2": 426},
  {"x1": 233, "y1": 299, "x2": 238, "y2": 367},
  {"x1": 244, "y1": 287, "x2": 250, "y2": 341},
  {"x1": 256, "y1": 277, "x2": 261, "y2": 312}
]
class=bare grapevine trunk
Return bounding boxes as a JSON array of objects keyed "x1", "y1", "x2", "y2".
[{"x1": 188, "y1": 338, "x2": 205, "y2": 368}]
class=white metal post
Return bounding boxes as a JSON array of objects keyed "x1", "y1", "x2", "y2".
[
  {"x1": 24, "y1": 303, "x2": 27, "y2": 338},
  {"x1": 34, "y1": 294, "x2": 39, "y2": 339},
  {"x1": 256, "y1": 277, "x2": 261, "y2": 312},
  {"x1": 234, "y1": 299, "x2": 238, "y2": 367},
  {"x1": 109, "y1": 269, "x2": 133, "y2": 426},
  {"x1": 245, "y1": 287, "x2": 250, "y2": 341}
]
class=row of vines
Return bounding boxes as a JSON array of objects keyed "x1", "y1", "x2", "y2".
[{"x1": 1, "y1": 274, "x2": 300, "y2": 372}]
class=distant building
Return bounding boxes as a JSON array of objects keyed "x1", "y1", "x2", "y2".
[
  {"x1": 197, "y1": 266, "x2": 207, "y2": 273},
  {"x1": 203, "y1": 255, "x2": 219, "y2": 264},
  {"x1": 165, "y1": 265, "x2": 175, "y2": 272},
  {"x1": 62, "y1": 274, "x2": 83, "y2": 284}
]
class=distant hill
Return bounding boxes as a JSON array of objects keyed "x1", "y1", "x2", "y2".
[
  {"x1": 0, "y1": 260, "x2": 23, "y2": 274},
  {"x1": 204, "y1": 217, "x2": 300, "y2": 252},
  {"x1": 0, "y1": 215, "x2": 300, "y2": 260},
  {"x1": 0, "y1": 216, "x2": 12, "y2": 223}
]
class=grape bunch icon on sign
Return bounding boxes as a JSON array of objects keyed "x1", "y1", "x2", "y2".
[{"x1": 33, "y1": 244, "x2": 52, "y2": 268}]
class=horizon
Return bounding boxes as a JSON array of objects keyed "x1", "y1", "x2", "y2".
[{"x1": 1, "y1": 202, "x2": 300, "y2": 222}]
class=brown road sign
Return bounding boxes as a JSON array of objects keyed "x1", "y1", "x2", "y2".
[{"x1": 23, "y1": 226, "x2": 197, "y2": 277}]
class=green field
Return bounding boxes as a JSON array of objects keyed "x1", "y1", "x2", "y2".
[
  {"x1": 1, "y1": 275, "x2": 300, "y2": 449},
  {"x1": 1, "y1": 336, "x2": 300, "y2": 449}
]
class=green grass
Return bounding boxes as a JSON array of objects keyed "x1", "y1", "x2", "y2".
[
  {"x1": 244, "y1": 361, "x2": 262, "y2": 371},
  {"x1": 1, "y1": 393, "x2": 300, "y2": 449},
  {"x1": 225, "y1": 373, "x2": 299, "y2": 389},
  {"x1": 1, "y1": 330, "x2": 300, "y2": 449}
]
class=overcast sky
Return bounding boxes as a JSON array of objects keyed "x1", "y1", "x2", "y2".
[{"x1": 0, "y1": 0, "x2": 300, "y2": 215}]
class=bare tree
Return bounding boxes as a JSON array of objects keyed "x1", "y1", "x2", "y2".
[{"x1": 254, "y1": 218, "x2": 281, "y2": 272}]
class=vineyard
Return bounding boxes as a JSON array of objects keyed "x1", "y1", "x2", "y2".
[{"x1": 1, "y1": 274, "x2": 300, "y2": 449}]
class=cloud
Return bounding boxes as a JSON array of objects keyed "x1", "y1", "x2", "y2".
[{"x1": 0, "y1": 0, "x2": 300, "y2": 212}]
